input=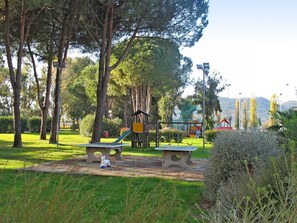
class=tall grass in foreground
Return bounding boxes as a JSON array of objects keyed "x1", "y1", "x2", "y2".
[{"x1": 0, "y1": 170, "x2": 197, "y2": 222}]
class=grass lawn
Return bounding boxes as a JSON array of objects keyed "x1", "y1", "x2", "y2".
[{"x1": 0, "y1": 130, "x2": 209, "y2": 222}]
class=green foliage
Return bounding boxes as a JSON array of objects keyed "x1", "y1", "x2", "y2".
[
  {"x1": 201, "y1": 144, "x2": 297, "y2": 222},
  {"x1": 0, "y1": 116, "x2": 13, "y2": 133},
  {"x1": 0, "y1": 131, "x2": 203, "y2": 222},
  {"x1": 268, "y1": 109, "x2": 297, "y2": 146},
  {"x1": 203, "y1": 130, "x2": 279, "y2": 202},
  {"x1": 62, "y1": 57, "x2": 96, "y2": 121},
  {"x1": 28, "y1": 116, "x2": 40, "y2": 133},
  {"x1": 80, "y1": 114, "x2": 122, "y2": 138},
  {"x1": 0, "y1": 116, "x2": 28, "y2": 133},
  {"x1": 193, "y1": 71, "x2": 228, "y2": 129},
  {"x1": 80, "y1": 114, "x2": 95, "y2": 137},
  {"x1": 178, "y1": 96, "x2": 197, "y2": 122},
  {"x1": 280, "y1": 110, "x2": 297, "y2": 142},
  {"x1": 159, "y1": 129, "x2": 183, "y2": 143},
  {"x1": 149, "y1": 130, "x2": 157, "y2": 143},
  {"x1": 27, "y1": 116, "x2": 51, "y2": 133},
  {"x1": 102, "y1": 118, "x2": 122, "y2": 137},
  {"x1": 205, "y1": 129, "x2": 223, "y2": 142}
]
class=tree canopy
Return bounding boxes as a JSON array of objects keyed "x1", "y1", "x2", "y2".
[
  {"x1": 0, "y1": 0, "x2": 209, "y2": 146},
  {"x1": 193, "y1": 71, "x2": 227, "y2": 129}
]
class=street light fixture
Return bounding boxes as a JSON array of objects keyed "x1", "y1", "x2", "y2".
[
  {"x1": 196, "y1": 63, "x2": 210, "y2": 153},
  {"x1": 53, "y1": 62, "x2": 66, "y2": 147}
]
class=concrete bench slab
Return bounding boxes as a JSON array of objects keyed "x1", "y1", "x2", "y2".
[
  {"x1": 79, "y1": 143, "x2": 128, "y2": 163},
  {"x1": 155, "y1": 146, "x2": 198, "y2": 168}
]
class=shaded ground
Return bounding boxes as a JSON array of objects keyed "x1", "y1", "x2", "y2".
[{"x1": 22, "y1": 155, "x2": 208, "y2": 181}]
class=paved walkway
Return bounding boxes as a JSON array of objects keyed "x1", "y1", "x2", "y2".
[{"x1": 22, "y1": 155, "x2": 208, "y2": 182}]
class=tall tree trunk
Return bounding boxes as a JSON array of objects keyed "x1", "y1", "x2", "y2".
[
  {"x1": 131, "y1": 88, "x2": 136, "y2": 112},
  {"x1": 124, "y1": 94, "x2": 128, "y2": 127},
  {"x1": 91, "y1": 3, "x2": 140, "y2": 142},
  {"x1": 49, "y1": 67, "x2": 62, "y2": 144},
  {"x1": 40, "y1": 25, "x2": 55, "y2": 140},
  {"x1": 141, "y1": 84, "x2": 146, "y2": 112},
  {"x1": 135, "y1": 86, "x2": 139, "y2": 112},
  {"x1": 49, "y1": 16, "x2": 69, "y2": 144},
  {"x1": 92, "y1": 5, "x2": 111, "y2": 143},
  {"x1": 4, "y1": 0, "x2": 24, "y2": 147},
  {"x1": 40, "y1": 58, "x2": 53, "y2": 139},
  {"x1": 27, "y1": 41, "x2": 54, "y2": 140}
]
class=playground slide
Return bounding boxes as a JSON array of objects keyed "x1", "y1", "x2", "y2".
[{"x1": 113, "y1": 129, "x2": 132, "y2": 143}]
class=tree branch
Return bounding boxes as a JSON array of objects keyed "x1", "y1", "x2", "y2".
[{"x1": 110, "y1": 20, "x2": 141, "y2": 71}]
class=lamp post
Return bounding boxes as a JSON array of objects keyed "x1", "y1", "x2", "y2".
[
  {"x1": 53, "y1": 62, "x2": 66, "y2": 147},
  {"x1": 197, "y1": 63, "x2": 210, "y2": 153}
]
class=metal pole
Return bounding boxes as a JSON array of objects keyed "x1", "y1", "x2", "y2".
[
  {"x1": 202, "y1": 69, "x2": 206, "y2": 152},
  {"x1": 57, "y1": 67, "x2": 61, "y2": 148}
]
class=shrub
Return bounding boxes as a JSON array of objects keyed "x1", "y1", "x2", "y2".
[
  {"x1": 159, "y1": 129, "x2": 183, "y2": 143},
  {"x1": 0, "y1": 116, "x2": 13, "y2": 133},
  {"x1": 102, "y1": 117, "x2": 122, "y2": 137},
  {"x1": 80, "y1": 114, "x2": 95, "y2": 137},
  {"x1": 200, "y1": 144, "x2": 297, "y2": 222},
  {"x1": 0, "y1": 116, "x2": 28, "y2": 133},
  {"x1": 80, "y1": 114, "x2": 122, "y2": 138},
  {"x1": 203, "y1": 130, "x2": 280, "y2": 203},
  {"x1": 28, "y1": 116, "x2": 41, "y2": 133},
  {"x1": 205, "y1": 129, "x2": 222, "y2": 142},
  {"x1": 149, "y1": 130, "x2": 157, "y2": 143}
]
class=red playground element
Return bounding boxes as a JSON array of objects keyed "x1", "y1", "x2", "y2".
[{"x1": 216, "y1": 118, "x2": 233, "y2": 130}]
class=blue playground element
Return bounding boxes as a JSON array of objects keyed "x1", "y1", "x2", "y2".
[{"x1": 113, "y1": 129, "x2": 132, "y2": 143}]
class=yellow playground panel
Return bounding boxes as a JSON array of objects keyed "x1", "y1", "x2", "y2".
[{"x1": 132, "y1": 122, "x2": 144, "y2": 133}]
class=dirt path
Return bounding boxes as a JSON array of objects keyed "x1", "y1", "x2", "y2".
[{"x1": 22, "y1": 155, "x2": 208, "y2": 181}]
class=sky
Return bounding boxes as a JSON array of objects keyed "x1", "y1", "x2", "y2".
[{"x1": 181, "y1": 0, "x2": 297, "y2": 102}]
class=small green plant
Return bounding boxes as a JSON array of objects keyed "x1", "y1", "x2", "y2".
[{"x1": 203, "y1": 130, "x2": 279, "y2": 202}]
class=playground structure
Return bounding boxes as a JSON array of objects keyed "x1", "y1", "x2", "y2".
[
  {"x1": 155, "y1": 121, "x2": 203, "y2": 147},
  {"x1": 216, "y1": 118, "x2": 232, "y2": 130},
  {"x1": 130, "y1": 110, "x2": 150, "y2": 148}
]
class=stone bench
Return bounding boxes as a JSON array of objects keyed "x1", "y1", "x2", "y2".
[
  {"x1": 155, "y1": 146, "x2": 197, "y2": 168},
  {"x1": 79, "y1": 143, "x2": 128, "y2": 163}
]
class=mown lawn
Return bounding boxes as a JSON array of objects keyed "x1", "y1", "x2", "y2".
[{"x1": 0, "y1": 130, "x2": 209, "y2": 222}]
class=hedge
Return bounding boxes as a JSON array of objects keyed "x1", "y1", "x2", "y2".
[{"x1": 0, "y1": 116, "x2": 51, "y2": 133}]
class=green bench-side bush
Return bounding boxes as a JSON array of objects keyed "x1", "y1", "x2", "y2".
[{"x1": 203, "y1": 130, "x2": 279, "y2": 202}]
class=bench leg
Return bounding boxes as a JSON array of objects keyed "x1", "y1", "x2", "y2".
[
  {"x1": 186, "y1": 151, "x2": 193, "y2": 164},
  {"x1": 111, "y1": 147, "x2": 123, "y2": 160},
  {"x1": 86, "y1": 147, "x2": 111, "y2": 163},
  {"x1": 162, "y1": 151, "x2": 189, "y2": 168}
]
